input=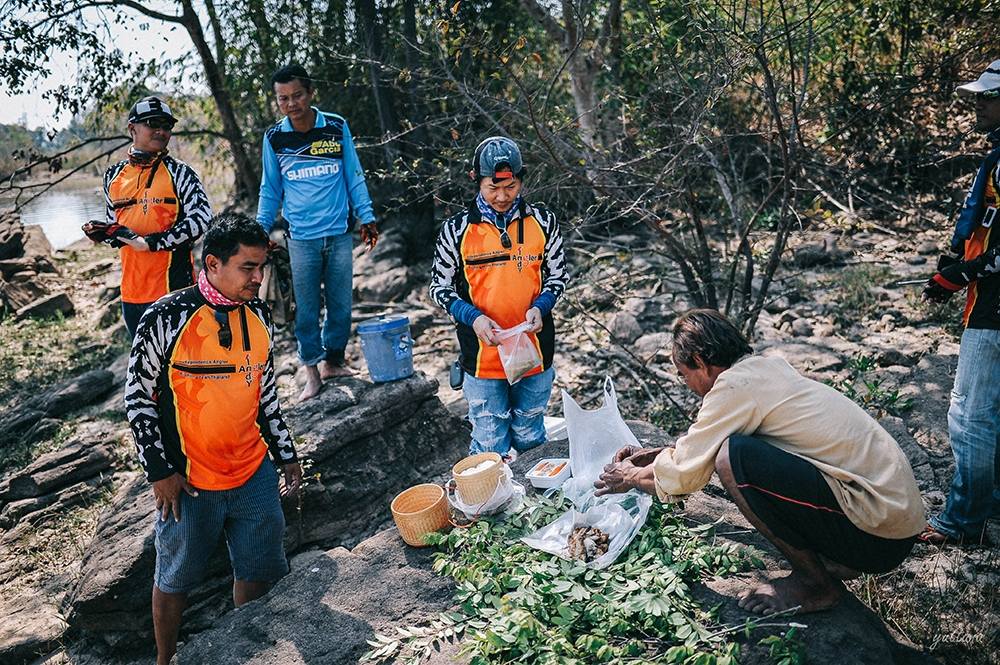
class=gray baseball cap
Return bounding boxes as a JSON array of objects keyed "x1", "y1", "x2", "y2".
[{"x1": 472, "y1": 136, "x2": 525, "y2": 180}]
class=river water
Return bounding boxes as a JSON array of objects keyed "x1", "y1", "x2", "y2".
[{"x1": 18, "y1": 184, "x2": 104, "y2": 250}]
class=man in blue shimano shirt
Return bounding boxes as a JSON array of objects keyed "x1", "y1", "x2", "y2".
[
  {"x1": 257, "y1": 64, "x2": 378, "y2": 401},
  {"x1": 921, "y1": 60, "x2": 1000, "y2": 547}
]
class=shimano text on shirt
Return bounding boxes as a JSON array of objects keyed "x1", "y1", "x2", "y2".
[{"x1": 286, "y1": 162, "x2": 341, "y2": 181}]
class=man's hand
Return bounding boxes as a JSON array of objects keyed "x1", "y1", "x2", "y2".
[
  {"x1": 118, "y1": 234, "x2": 150, "y2": 252},
  {"x1": 152, "y1": 473, "x2": 198, "y2": 522},
  {"x1": 525, "y1": 306, "x2": 543, "y2": 333},
  {"x1": 472, "y1": 315, "x2": 500, "y2": 345},
  {"x1": 360, "y1": 223, "x2": 379, "y2": 252},
  {"x1": 613, "y1": 446, "x2": 641, "y2": 464},
  {"x1": 82, "y1": 220, "x2": 111, "y2": 243},
  {"x1": 594, "y1": 460, "x2": 639, "y2": 496},
  {"x1": 923, "y1": 274, "x2": 961, "y2": 304},
  {"x1": 280, "y1": 462, "x2": 302, "y2": 498}
]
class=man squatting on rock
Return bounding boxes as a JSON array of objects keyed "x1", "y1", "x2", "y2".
[
  {"x1": 84, "y1": 95, "x2": 213, "y2": 337},
  {"x1": 125, "y1": 214, "x2": 302, "y2": 665},
  {"x1": 257, "y1": 64, "x2": 379, "y2": 402},
  {"x1": 430, "y1": 136, "x2": 568, "y2": 457},
  {"x1": 921, "y1": 59, "x2": 1000, "y2": 547},
  {"x1": 596, "y1": 309, "x2": 926, "y2": 614}
]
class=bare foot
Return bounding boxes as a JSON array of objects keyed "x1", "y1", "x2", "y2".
[
  {"x1": 737, "y1": 572, "x2": 842, "y2": 615},
  {"x1": 319, "y1": 360, "x2": 355, "y2": 380},
  {"x1": 298, "y1": 366, "x2": 322, "y2": 402}
]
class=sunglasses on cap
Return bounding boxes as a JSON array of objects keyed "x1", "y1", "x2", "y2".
[{"x1": 142, "y1": 118, "x2": 175, "y2": 130}]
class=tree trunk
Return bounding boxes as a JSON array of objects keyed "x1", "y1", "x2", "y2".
[
  {"x1": 180, "y1": 0, "x2": 259, "y2": 201},
  {"x1": 400, "y1": 0, "x2": 436, "y2": 260},
  {"x1": 355, "y1": 0, "x2": 400, "y2": 164}
]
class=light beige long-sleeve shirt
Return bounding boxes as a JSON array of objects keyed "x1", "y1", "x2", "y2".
[{"x1": 653, "y1": 355, "x2": 926, "y2": 539}]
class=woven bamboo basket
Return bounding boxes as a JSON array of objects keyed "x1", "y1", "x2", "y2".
[
  {"x1": 452, "y1": 452, "x2": 503, "y2": 505},
  {"x1": 390, "y1": 483, "x2": 450, "y2": 547}
]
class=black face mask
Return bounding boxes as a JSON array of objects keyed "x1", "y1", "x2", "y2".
[{"x1": 128, "y1": 146, "x2": 169, "y2": 166}]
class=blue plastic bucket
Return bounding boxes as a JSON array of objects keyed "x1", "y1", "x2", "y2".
[{"x1": 358, "y1": 314, "x2": 414, "y2": 383}]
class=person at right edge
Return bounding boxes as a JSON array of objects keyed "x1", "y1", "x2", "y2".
[
  {"x1": 429, "y1": 137, "x2": 568, "y2": 459},
  {"x1": 921, "y1": 59, "x2": 1000, "y2": 547}
]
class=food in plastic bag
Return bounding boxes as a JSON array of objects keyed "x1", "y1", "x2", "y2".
[
  {"x1": 448, "y1": 463, "x2": 525, "y2": 518},
  {"x1": 567, "y1": 526, "x2": 609, "y2": 561},
  {"x1": 521, "y1": 497, "x2": 648, "y2": 569},
  {"x1": 494, "y1": 322, "x2": 542, "y2": 384}
]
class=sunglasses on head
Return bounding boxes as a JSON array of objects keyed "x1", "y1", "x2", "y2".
[
  {"x1": 142, "y1": 118, "x2": 175, "y2": 130},
  {"x1": 214, "y1": 310, "x2": 233, "y2": 350}
]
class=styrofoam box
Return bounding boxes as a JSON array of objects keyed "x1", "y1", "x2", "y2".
[{"x1": 525, "y1": 457, "x2": 571, "y2": 489}]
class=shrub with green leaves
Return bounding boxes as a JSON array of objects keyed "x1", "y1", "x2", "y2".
[
  {"x1": 363, "y1": 494, "x2": 773, "y2": 665},
  {"x1": 825, "y1": 354, "x2": 913, "y2": 417}
]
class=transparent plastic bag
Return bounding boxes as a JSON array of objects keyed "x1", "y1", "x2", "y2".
[
  {"x1": 520, "y1": 493, "x2": 649, "y2": 570},
  {"x1": 522, "y1": 377, "x2": 650, "y2": 568},
  {"x1": 494, "y1": 322, "x2": 542, "y2": 385},
  {"x1": 448, "y1": 464, "x2": 525, "y2": 518},
  {"x1": 561, "y1": 376, "x2": 642, "y2": 508}
]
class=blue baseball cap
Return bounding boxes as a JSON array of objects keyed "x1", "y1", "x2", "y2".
[{"x1": 472, "y1": 136, "x2": 525, "y2": 181}]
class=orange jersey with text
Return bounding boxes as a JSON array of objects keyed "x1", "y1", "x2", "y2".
[{"x1": 103, "y1": 155, "x2": 212, "y2": 303}]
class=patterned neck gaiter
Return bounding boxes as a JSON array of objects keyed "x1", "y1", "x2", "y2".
[
  {"x1": 198, "y1": 270, "x2": 241, "y2": 307},
  {"x1": 476, "y1": 192, "x2": 522, "y2": 229}
]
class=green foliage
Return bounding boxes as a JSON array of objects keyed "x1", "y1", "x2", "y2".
[
  {"x1": 758, "y1": 626, "x2": 807, "y2": 665},
  {"x1": 363, "y1": 494, "x2": 764, "y2": 664},
  {"x1": 825, "y1": 355, "x2": 913, "y2": 417}
]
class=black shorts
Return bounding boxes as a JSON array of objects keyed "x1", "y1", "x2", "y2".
[{"x1": 727, "y1": 435, "x2": 915, "y2": 574}]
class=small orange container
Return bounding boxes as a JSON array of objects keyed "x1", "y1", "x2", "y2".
[{"x1": 390, "y1": 483, "x2": 450, "y2": 547}]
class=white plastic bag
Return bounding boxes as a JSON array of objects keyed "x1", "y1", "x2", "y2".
[
  {"x1": 520, "y1": 493, "x2": 649, "y2": 570},
  {"x1": 561, "y1": 376, "x2": 642, "y2": 508},
  {"x1": 494, "y1": 322, "x2": 542, "y2": 384},
  {"x1": 448, "y1": 464, "x2": 525, "y2": 518},
  {"x1": 522, "y1": 377, "x2": 651, "y2": 568}
]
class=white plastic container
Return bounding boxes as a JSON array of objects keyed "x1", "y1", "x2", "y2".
[{"x1": 525, "y1": 458, "x2": 571, "y2": 489}]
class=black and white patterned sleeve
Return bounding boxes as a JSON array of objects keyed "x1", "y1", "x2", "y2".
[
  {"x1": 124, "y1": 300, "x2": 180, "y2": 483},
  {"x1": 537, "y1": 206, "x2": 568, "y2": 300},
  {"x1": 253, "y1": 301, "x2": 297, "y2": 464},
  {"x1": 145, "y1": 159, "x2": 214, "y2": 251},
  {"x1": 428, "y1": 213, "x2": 464, "y2": 311}
]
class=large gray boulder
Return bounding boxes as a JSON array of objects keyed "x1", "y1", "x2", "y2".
[
  {"x1": 176, "y1": 529, "x2": 460, "y2": 664},
  {"x1": 0, "y1": 369, "x2": 115, "y2": 444}
]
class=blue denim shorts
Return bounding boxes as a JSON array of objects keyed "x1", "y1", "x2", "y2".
[{"x1": 154, "y1": 457, "x2": 288, "y2": 594}]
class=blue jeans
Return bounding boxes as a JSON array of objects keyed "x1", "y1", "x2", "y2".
[
  {"x1": 929, "y1": 327, "x2": 1000, "y2": 540},
  {"x1": 463, "y1": 367, "x2": 554, "y2": 456},
  {"x1": 287, "y1": 233, "x2": 353, "y2": 366}
]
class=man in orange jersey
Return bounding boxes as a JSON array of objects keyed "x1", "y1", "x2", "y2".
[
  {"x1": 84, "y1": 95, "x2": 212, "y2": 337},
  {"x1": 125, "y1": 214, "x2": 300, "y2": 665},
  {"x1": 430, "y1": 137, "x2": 567, "y2": 457}
]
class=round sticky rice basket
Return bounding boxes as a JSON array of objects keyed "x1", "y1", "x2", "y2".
[
  {"x1": 452, "y1": 452, "x2": 503, "y2": 505},
  {"x1": 390, "y1": 483, "x2": 450, "y2": 547}
]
